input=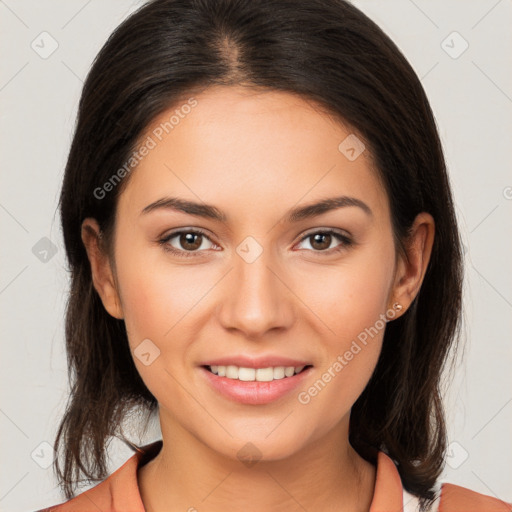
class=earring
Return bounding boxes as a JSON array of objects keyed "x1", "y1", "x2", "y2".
[{"x1": 393, "y1": 302, "x2": 403, "y2": 311}]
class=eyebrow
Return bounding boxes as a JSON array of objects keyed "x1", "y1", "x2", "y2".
[{"x1": 140, "y1": 195, "x2": 373, "y2": 222}]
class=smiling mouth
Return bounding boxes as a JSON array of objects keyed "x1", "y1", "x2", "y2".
[{"x1": 203, "y1": 364, "x2": 313, "y2": 382}]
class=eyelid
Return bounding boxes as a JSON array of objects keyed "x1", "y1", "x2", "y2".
[
  {"x1": 297, "y1": 226, "x2": 352, "y2": 242},
  {"x1": 161, "y1": 226, "x2": 213, "y2": 240}
]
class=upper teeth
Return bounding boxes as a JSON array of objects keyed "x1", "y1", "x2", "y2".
[{"x1": 209, "y1": 365, "x2": 305, "y2": 382}]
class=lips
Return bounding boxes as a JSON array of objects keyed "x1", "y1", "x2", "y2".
[
  {"x1": 201, "y1": 355, "x2": 311, "y2": 369},
  {"x1": 198, "y1": 355, "x2": 313, "y2": 405}
]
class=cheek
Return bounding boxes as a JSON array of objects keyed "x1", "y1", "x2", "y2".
[
  {"x1": 292, "y1": 244, "x2": 394, "y2": 421},
  {"x1": 115, "y1": 257, "x2": 200, "y2": 398},
  {"x1": 297, "y1": 247, "x2": 394, "y2": 346},
  {"x1": 294, "y1": 279, "x2": 388, "y2": 437},
  {"x1": 113, "y1": 243, "x2": 222, "y2": 392},
  {"x1": 115, "y1": 243, "x2": 210, "y2": 343}
]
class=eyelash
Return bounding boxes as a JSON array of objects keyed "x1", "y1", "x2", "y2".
[{"x1": 158, "y1": 228, "x2": 353, "y2": 259}]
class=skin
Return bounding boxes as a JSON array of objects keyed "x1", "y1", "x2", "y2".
[{"x1": 82, "y1": 85, "x2": 434, "y2": 512}]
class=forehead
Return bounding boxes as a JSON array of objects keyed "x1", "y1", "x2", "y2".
[{"x1": 117, "y1": 85, "x2": 389, "y2": 223}]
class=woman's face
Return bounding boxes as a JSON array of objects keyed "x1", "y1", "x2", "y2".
[{"x1": 88, "y1": 85, "x2": 408, "y2": 461}]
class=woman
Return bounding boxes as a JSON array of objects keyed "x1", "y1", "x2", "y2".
[{"x1": 37, "y1": 0, "x2": 511, "y2": 511}]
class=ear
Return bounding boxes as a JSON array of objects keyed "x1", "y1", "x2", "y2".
[
  {"x1": 388, "y1": 212, "x2": 435, "y2": 318},
  {"x1": 81, "y1": 218, "x2": 124, "y2": 319}
]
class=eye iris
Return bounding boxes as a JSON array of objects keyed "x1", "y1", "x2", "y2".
[
  {"x1": 181, "y1": 232, "x2": 202, "y2": 250},
  {"x1": 311, "y1": 233, "x2": 331, "y2": 250}
]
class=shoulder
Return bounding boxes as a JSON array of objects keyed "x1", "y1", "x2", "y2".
[
  {"x1": 34, "y1": 477, "x2": 117, "y2": 512},
  {"x1": 34, "y1": 441, "x2": 162, "y2": 512},
  {"x1": 34, "y1": 453, "x2": 143, "y2": 512},
  {"x1": 439, "y1": 482, "x2": 512, "y2": 511}
]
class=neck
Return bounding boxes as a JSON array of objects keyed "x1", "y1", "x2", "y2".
[{"x1": 138, "y1": 415, "x2": 376, "y2": 512}]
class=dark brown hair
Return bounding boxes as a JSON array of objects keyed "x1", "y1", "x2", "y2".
[{"x1": 55, "y1": 1, "x2": 464, "y2": 510}]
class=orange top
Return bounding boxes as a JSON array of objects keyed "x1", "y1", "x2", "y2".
[{"x1": 37, "y1": 440, "x2": 511, "y2": 512}]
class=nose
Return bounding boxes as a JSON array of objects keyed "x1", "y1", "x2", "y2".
[{"x1": 216, "y1": 249, "x2": 295, "y2": 339}]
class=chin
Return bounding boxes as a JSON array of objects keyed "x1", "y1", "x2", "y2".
[{"x1": 194, "y1": 418, "x2": 317, "y2": 464}]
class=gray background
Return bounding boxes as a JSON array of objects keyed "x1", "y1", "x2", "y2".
[{"x1": 1, "y1": 1, "x2": 511, "y2": 511}]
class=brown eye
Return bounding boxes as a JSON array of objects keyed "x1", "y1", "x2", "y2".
[
  {"x1": 296, "y1": 230, "x2": 353, "y2": 254},
  {"x1": 179, "y1": 232, "x2": 203, "y2": 251},
  {"x1": 159, "y1": 229, "x2": 216, "y2": 257},
  {"x1": 310, "y1": 233, "x2": 333, "y2": 251}
]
